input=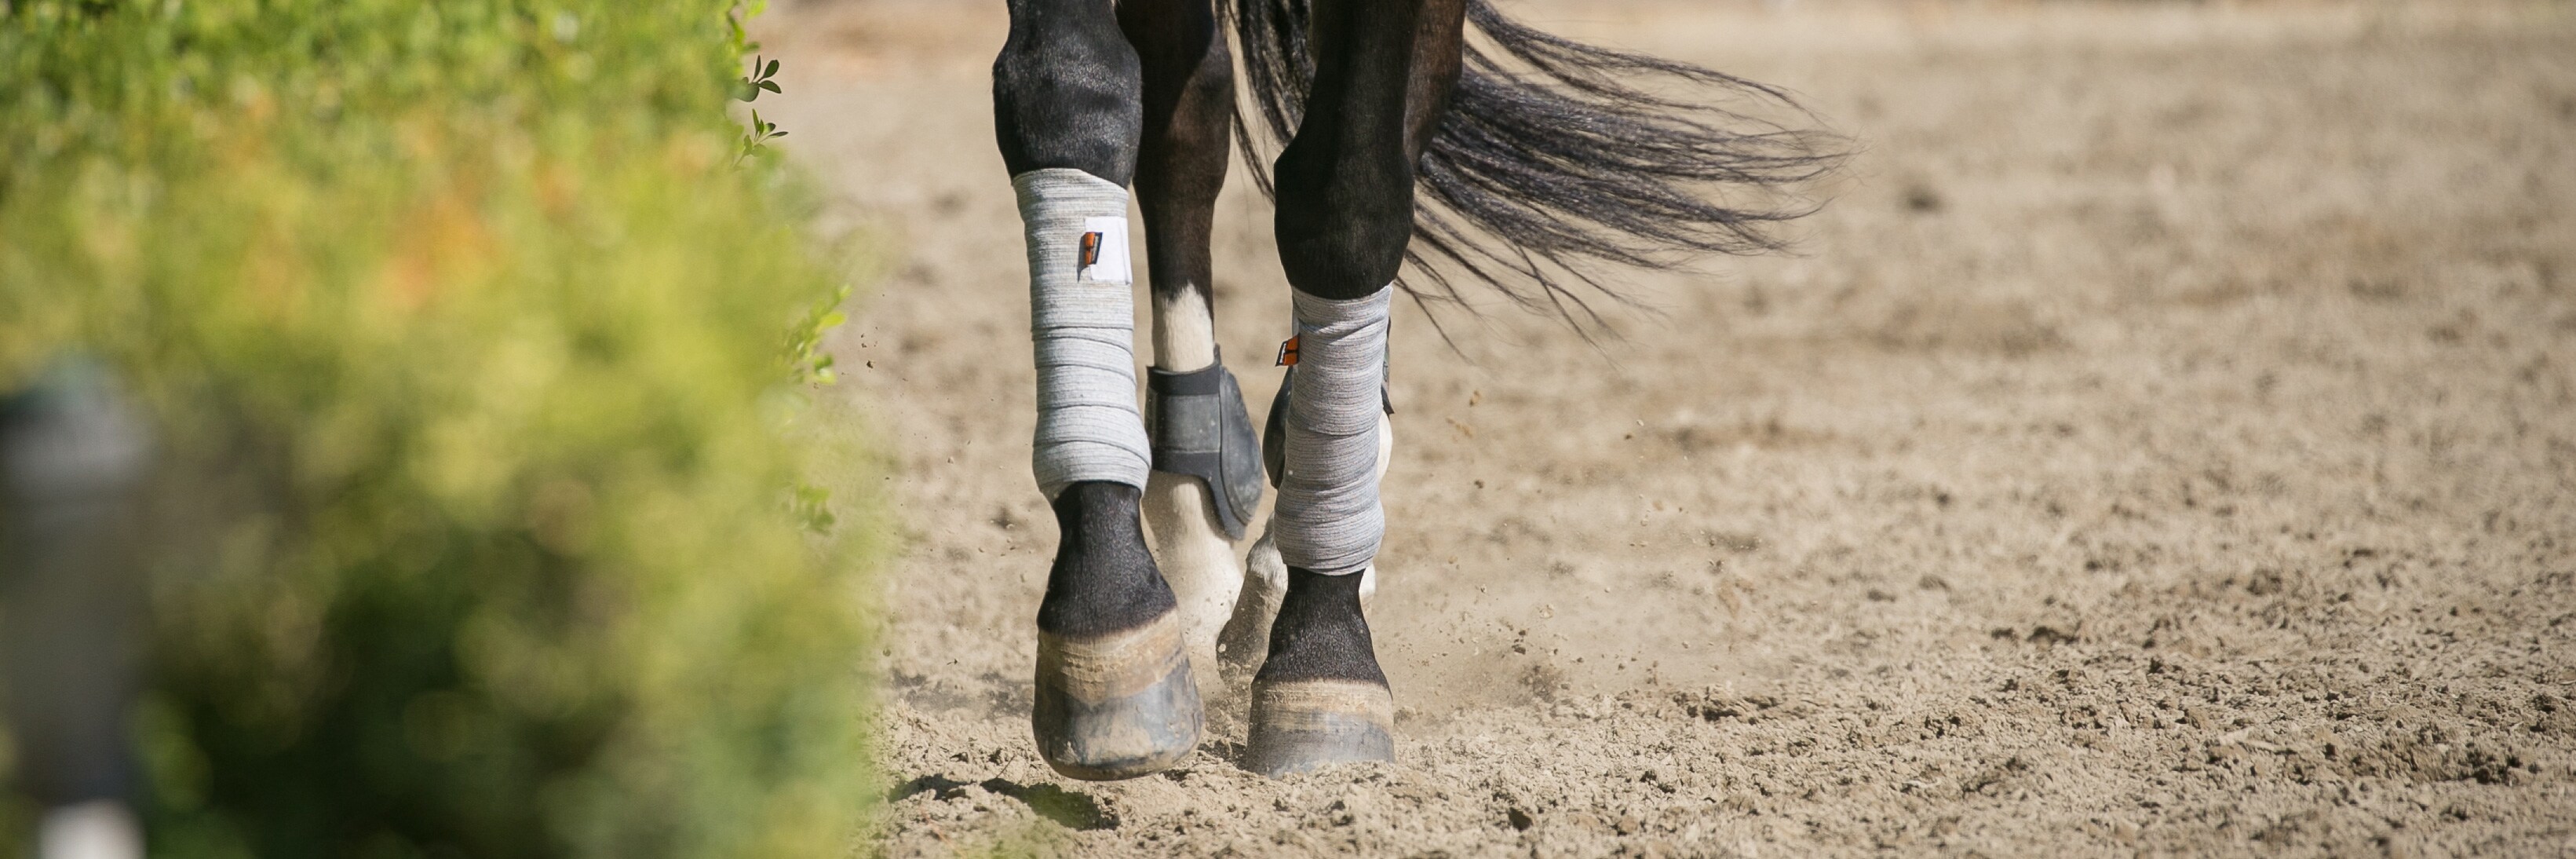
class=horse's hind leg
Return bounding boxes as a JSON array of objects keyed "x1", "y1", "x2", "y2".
[
  {"x1": 1245, "y1": 0, "x2": 1466, "y2": 778},
  {"x1": 994, "y1": 0, "x2": 1202, "y2": 780},
  {"x1": 1117, "y1": 0, "x2": 1262, "y2": 701}
]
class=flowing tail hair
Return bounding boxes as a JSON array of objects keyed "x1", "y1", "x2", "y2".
[{"x1": 1224, "y1": 0, "x2": 1848, "y2": 331}]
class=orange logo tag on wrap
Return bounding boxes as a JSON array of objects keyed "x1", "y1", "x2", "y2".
[
  {"x1": 1075, "y1": 218, "x2": 1129, "y2": 283},
  {"x1": 1275, "y1": 335, "x2": 1300, "y2": 367}
]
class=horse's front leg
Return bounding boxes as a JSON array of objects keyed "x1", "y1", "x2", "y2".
[
  {"x1": 1245, "y1": 0, "x2": 1466, "y2": 778},
  {"x1": 994, "y1": 0, "x2": 1201, "y2": 780},
  {"x1": 1118, "y1": 0, "x2": 1263, "y2": 699}
]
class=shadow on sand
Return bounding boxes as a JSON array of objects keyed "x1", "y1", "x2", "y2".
[{"x1": 888, "y1": 774, "x2": 1118, "y2": 832}]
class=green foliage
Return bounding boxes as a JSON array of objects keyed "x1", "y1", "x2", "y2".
[
  {"x1": 0, "y1": 1, "x2": 873, "y2": 857},
  {"x1": 732, "y1": 51, "x2": 787, "y2": 166}
]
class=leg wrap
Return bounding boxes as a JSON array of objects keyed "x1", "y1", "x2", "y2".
[
  {"x1": 1014, "y1": 168, "x2": 1150, "y2": 498},
  {"x1": 1271, "y1": 287, "x2": 1392, "y2": 576}
]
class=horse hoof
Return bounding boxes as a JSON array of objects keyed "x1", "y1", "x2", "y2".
[
  {"x1": 1244, "y1": 678, "x2": 1394, "y2": 777},
  {"x1": 1032, "y1": 612, "x2": 1204, "y2": 780}
]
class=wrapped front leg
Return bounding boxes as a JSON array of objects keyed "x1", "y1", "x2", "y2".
[
  {"x1": 1013, "y1": 168, "x2": 1202, "y2": 780},
  {"x1": 1015, "y1": 168, "x2": 1152, "y2": 499},
  {"x1": 1270, "y1": 287, "x2": 1392, "y2": 576}
]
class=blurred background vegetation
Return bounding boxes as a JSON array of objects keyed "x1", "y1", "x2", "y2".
[{"x1": 0, "y1": 0, "x2": 876, "y2": 856}]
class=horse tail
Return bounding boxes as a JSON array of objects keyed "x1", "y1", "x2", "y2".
[{"x1": 1224, "y1": 0, "x2": 1847, "y2": 330}]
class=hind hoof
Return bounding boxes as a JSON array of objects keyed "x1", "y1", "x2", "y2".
[
  {"x1": 1244, "y1": 678, "x2": 1394, "y2": 777},
  {"x1": 1033, "y1": 612, "x2": 1204, "y2": 780}
]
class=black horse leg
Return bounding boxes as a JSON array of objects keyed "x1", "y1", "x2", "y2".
[
  {"x1": 1246, "y1": 0, "x2": 1468, "y2": 777},
  {"x1": 1269, "y1": 0, "x2": 1465, "y2": 302},
  {"x1": 994, "y1": 0, "x2": 1137, "y2": 184},
  {"x1": 1118, "y1": 0, "x2": 1261, "y2": 693},
  {"x1": 994, "y1": 0, "x2": 1203, "y2": 781},
  {"x1": 1121, "y1": 0, "x2": 1230, "y2": 374}
]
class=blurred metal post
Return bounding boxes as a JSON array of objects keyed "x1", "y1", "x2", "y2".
[{"x1": 1, "y1": 359, "x2": 151, "y2": 859}]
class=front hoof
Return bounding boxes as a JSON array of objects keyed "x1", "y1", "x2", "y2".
[
  {"x1": 1032, "y1": 612, "x2": 1204, "y2": 780},
  {"x1": 1244, "y1": 678, "x2": 1394, "y2": 777}
]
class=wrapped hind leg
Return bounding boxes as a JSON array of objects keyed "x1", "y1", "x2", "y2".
[
  {"x1": 1127, "y1": 0, "x2": 1250, "y2": 702},
  {"x1": 1142, "y1": 322, "x2": 1264, "y2": 700}
]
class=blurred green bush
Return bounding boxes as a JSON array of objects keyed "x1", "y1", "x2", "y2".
[{"x1": 0, "y1": 1, "x2": 873, "y2": 856}]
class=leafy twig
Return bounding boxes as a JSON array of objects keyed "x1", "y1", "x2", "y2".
[{"x1": 733, "y1": 54, "x2": 789, "y2": 166}]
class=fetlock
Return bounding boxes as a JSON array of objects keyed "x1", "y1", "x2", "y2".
[
  {"x1": 1142, "y1": 357, "x2": 1264, "y2": 707},
  {"x1": 1255, "y1": 568, "x2": 1386, "y2": 686},
  {"x1": 1031, "y1": 481, "x2": 1204, "y2": 780},
  {"x1": 1038, "y1": 482, "x2": 1173, "y2": 637}
]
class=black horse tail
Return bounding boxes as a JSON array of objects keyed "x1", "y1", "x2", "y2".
[{"x1": 1224, "y1": 0, "x2": 1848, "y2": 331}]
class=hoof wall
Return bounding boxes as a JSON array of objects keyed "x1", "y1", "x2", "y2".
[
  {"x1": 1244, "y1": 678, "x2": 1394, "y2": 777},
  {"x1": 1033, "y1": 613, "x2": 1204, "y2": 780}
]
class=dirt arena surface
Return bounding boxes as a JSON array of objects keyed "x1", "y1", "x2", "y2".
[{"x1": 760, "y1": 1, "x2": 2576, "y2": 854}]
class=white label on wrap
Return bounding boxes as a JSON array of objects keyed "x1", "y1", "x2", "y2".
[{"x1": 1077, "y1": 216, "x2": 1132, "y2": 285}]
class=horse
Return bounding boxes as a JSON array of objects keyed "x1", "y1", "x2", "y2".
[{"x1": 991, "y1": 0, "x2": 1840, "y2": 780}]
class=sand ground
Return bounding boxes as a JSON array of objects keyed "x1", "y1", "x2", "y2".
[{"x1": 759, "y1": 1, "x2": 2576, "y2": 854}]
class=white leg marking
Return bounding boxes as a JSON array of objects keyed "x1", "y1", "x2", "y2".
[
  {"x1": 1144, "y1": 285, "x2": 1236, "y2": 669},
  {"x1": 1151, "y1": 287, "x2": 1218, "y2": 374},
  {"x1": 1144, "y1": 470, "x2": 1241, "y2": 667},
  {"x1": 1220, "y1": 521, "x2": 1290, "y2": 683}
]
